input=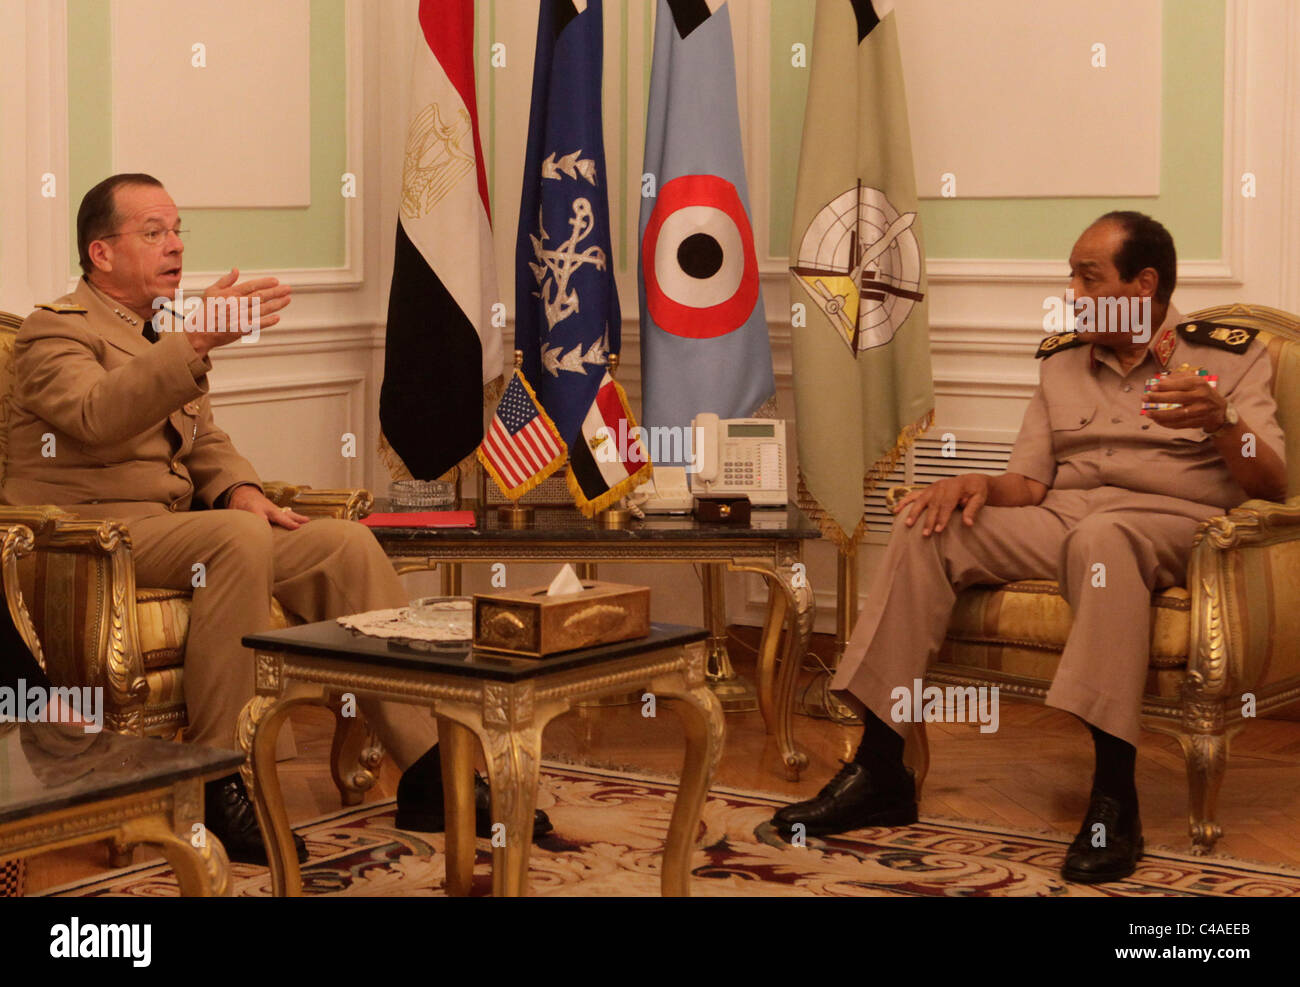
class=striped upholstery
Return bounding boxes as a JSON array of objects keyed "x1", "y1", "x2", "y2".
[
  {"x1": 136, "y1": 592, "x2": 295, "y2": 714},
  {"x1": 940, "y1": 580, "x2": 1191, "y2": 690}
]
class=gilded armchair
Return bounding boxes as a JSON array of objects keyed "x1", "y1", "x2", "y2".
[
  {"x1": 0, "y1": 311, "x2": 387, "y2": 814},
  {"x1": 886, "y1": 304, "x2": 1300, "y2": 854}
]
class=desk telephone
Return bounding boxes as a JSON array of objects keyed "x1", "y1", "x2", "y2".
[{"x1": 634, "y1": 414, "x2": 789, "y2": 512}]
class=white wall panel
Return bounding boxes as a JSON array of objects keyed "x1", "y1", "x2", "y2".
[
  {"x1": 110, "y1": 0, "x2": 311, "y2": 208},
  {"x1": 897, "y1": 0, "x2": 1162, "y2": 197}
]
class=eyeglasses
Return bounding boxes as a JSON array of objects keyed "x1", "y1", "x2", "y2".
[{"x1": 99, "y1": 227, "x2": 188, "y2": 246}]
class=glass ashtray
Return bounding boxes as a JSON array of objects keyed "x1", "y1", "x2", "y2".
[
  {"x1": 407, "y1": 596, "x2": 473, "y2": 639},
  {"x1": 390, "y1": 479, "x2": 457, "y2": 512}
]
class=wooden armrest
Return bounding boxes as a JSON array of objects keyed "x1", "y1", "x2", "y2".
[
  {"x1": 15, "y1": 517, "x2": 148, "y2": 733},
  {"x1": 0, "y1": 505, "x2": 72, "y2": 535},
  {"x1": 263, "y1": 481, "x2": 374, "y2": 521},
  {"x1": 1187, "y1": 499, "x2": 1300, "y2": 700}
]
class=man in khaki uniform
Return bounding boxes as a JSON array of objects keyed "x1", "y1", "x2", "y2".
[
  {"x1": 4, "y1": 174, "x2": 549, "y2": 862},
  {"x1": 774, "y1": 212, "x2": 1288, "y2": 883}
]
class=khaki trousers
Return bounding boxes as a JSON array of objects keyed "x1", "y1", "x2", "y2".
[
  {"x1": 125, "y1": 510, "x2": 438, "y2": 768},
  {"x1": 830, "y1": 487, "x2": 1222, "y2": 746}
]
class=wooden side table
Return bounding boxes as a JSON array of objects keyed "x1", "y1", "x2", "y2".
[
  {"x1": 0, "y1": 726, "x2": 237, "y2": 896},
  {"x1": 367, "y1": 505, "x2": 818, "y2": 779},
  {"x1": 239, "y1": 621, "x2": 723, "y2": 897}
]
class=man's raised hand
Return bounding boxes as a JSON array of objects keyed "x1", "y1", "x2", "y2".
[
  {"x1": 184, "y1": 268, "x2": 292, "y2": 357},
  {"x1": 894, "y1": 473, "x2": 992, "y2": 536}
]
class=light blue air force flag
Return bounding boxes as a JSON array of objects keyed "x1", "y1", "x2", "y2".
[{"x1": 638, "y1": 0, "x2": 775, "y2": 465}]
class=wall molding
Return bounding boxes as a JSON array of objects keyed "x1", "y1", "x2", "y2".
[{"x1": 210, "y1": 372, "x2": 368, "y2": 488}]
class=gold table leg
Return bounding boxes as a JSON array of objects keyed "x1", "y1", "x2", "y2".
[
  {"x1": 702, "y1": 562, "x2": 758, "y2": 712},
  {"x1": 652, "y1": 642, "x2": 725, "y2": 897},
  {"x1": 238, "y1": 682, "x2": 328, "y2": 897},
  {"x1": 731, "y1": 553, "x2": 814, "y2": 780},
  {"x1": 119, "y1": 812, "x2": 231, "y2": 897},
  {"x1": 440, "y1": 562, "x2": 463, "y2": 596},
  {"x1": 438, "y1": 718, "x2": 477, "y2": 896},
  {"x1": 797, "y1": 543, "x2": 861, "y2": 722}
]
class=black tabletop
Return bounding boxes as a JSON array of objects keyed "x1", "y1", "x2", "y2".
[
  {"x1": 0, "y1": 727, "x2": 241, "y2": 826},
  {"x1": 365, "y1": 503, "x2": 821, "y2": 543},
  {"x1": 244, "y1": 620, "x2": 708, "y2": 683}
]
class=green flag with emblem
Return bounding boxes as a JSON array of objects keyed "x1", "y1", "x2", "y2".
[{"x1": 789, "y1": 0, "x2": 934, "y2": 548}]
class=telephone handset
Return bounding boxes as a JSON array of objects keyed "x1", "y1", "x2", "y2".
[{"x1": 689, "y1": 414, "x2": 788, "y2": 507}]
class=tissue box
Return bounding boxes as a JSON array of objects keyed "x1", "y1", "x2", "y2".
[{"x1": 473, "y1": 580, "x2": 650, "y2": 657}]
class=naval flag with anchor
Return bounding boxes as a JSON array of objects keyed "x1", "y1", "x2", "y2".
[
  {"x1": 515, "y1": 0, "x2": 621, "y2": 456},
  {"x1": 789, "y1": 0, "x2": 934, "y2": 547},
  {"x1": 380, "y1": 0, "x2": 504, "y2": 481},
  {"x1": 638, "y1": 0, "x2": 776, "y2": 467}
]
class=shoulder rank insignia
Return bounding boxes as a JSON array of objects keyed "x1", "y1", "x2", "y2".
[
  {"x1": 34, "y1": 303, "x2": 87, "y2": 314},
  {"x1": 1176, "y1": 320, "x2": 1256, "y2": 353},
  {"x1": 1035, "y1": 332, "x2": 1088, "y2": 359}
]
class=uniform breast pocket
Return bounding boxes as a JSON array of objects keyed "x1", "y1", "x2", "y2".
[{"x1": 1048, "y1": 403, "x2": 1097, "y2": 433}]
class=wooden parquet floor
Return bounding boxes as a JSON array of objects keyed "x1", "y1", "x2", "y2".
[{"x1": 24, "y1": 629, "x2": 1300, "y2": 893}]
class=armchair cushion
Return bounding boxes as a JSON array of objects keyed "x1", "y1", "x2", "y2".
[
  {"x1": 136, "y1": 588, "x2": 292, "y2": 670},
  {"x1": 939, "y1": 579, "x2": 1191, "y2": 699}
]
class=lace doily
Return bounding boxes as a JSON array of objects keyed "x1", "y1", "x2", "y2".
[{"x1": 337, "y1": 606, "x2": 472, "y2": 644}]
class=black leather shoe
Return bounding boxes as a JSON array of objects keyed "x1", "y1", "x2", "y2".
[
  {"x1": 1062, "y1": 792, "x2": 1143, "y2": 884},
  {"x1": 203, "y1": 774, "x2": 308, "y2": 867},
  {"x1": 772, "y1": 760, "x2": 917, "y2": 839},
  {"x1": 395, "y1": 746, "x2": 553, "y2": 842}
]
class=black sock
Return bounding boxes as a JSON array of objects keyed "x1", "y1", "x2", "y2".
[
  {"x1": 1087, "y1": 724, "x2": 1138, "y2": 808},
  {"x1": 852, "y1": 708, "x2": 906, "y2": 776}
]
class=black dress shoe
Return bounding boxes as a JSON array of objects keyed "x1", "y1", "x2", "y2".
[
  {"x1": 772, "y1": 760, "x2": 917, "y2": 839},
  {"x1": 1062, "y1": 792, "x2": 1143, "y2": 884},
  {"x1": 203, "y1": 774, "x2": 308, "y2": 867},
  {"x1": 394, "y1": 746, "x2": 554, "y2": 842}
]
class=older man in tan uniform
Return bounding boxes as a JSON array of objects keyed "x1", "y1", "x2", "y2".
[
  {"x1": 4, "y1": 173, "x2": 549, "y2": 863},
  {"x1": 773, "y1": 212, "x2": 1288, "y2": 884}
]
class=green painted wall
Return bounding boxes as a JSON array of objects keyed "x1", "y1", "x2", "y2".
[
  {"x1": 67, "y1": 0, "x2": 348, "y2": 276},
  {"x1": 769, "y1": 0, "x2": 1226, "y2": 261}
]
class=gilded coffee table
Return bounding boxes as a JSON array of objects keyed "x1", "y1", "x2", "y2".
[
  {"x1": 368, "y1": 505, "x2": 818, "y2": 779},
  {"x1": 238, "y1": 621, "x2": 721, "y2": 897},
  {"x1": 0, "y1": 725, "x2": 237, "y2": 896}
]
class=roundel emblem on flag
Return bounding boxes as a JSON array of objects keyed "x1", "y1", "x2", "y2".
[
  {"x1": 641, "y1": 174, "x2": 760, "y2": 339},
  {"x1": 791, "y1": 185, "x2": 925, "y2": 355}
]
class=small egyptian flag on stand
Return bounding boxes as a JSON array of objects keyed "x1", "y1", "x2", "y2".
[
  {"x1": 380, "y1": 0, "x2": 504, "y2": 481},
  {"x1": 478, "y1": 369, "x2": 567, "y2": 501},
  {"x1": 638, "y1": 0, "x2": 775, "y2": 466},
  {"x1": 567, "y1": 372, "x2": 654, "y2": 517}
]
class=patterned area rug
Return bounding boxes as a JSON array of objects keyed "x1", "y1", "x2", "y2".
[{"x1": 44, "y1": 763, "x2": 1300, "y2": 897}]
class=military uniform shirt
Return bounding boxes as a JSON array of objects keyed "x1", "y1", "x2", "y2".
[{"x1": 1006, "y1": 306, "x2": 1286, "y2": 511}]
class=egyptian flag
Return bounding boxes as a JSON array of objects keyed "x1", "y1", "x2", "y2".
[
  {"x1": 638, "y1": 0, "x2": 775, "y2": 467},
  {"x1": 515, "y1": 0, "x2": 620, "y2": 450},
  {"x1": 567, "y1": 373, "x2": 654, "y2": 517},
  {"x1": 789, "y1": 0, "x2": 933, "y2": 548},
  {"x1": 380, "y1": 0, "x2": 503, "y2": 480}
]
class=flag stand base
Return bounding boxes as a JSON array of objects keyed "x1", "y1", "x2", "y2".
[
  {"x1": 795, "y1": 543, "x2": 862, "y2": 723},
  {"x1": 596, "y1": 507, "x2": 631, "y2": 529},
  {"x1": 498, "y1": 504, "x2": 534, "y2": 527}
]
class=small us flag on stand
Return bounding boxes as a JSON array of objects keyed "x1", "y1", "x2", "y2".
[{"x1": 478, "y1": 369, "x2": 568, "y2": 500}]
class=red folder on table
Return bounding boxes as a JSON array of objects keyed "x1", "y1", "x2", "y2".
[{"x1": 359, "y1": 511, "x2": 477, "y2": 528}]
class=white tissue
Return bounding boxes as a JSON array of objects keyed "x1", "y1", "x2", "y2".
[{"x1": 547, "y1": 563, "x2": 586, "y2": 597}]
